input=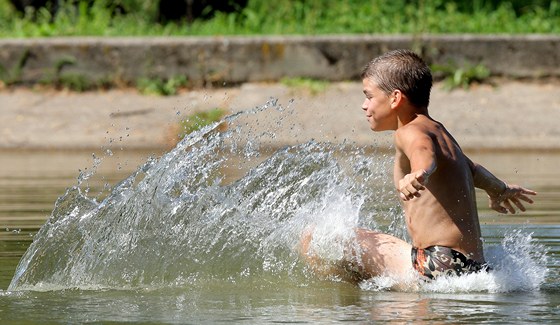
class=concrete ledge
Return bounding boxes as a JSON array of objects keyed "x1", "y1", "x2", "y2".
[{"x1": 1, "y1": 35, "x2": 559, "y2": 85}]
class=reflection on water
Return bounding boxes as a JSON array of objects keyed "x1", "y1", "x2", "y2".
[
  {"x1": 1, "y1": 281, "x2": 559, "y2": 323},
  {"x1": 0, "y1": 130, "x2": 559, "y2": 322}
]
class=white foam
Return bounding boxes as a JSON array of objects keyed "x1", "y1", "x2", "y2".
[{"x1": 306, "y1": 189, "x2": 361, "y2": 262}]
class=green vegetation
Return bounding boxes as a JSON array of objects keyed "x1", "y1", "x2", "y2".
[
  {"x1": 179, "y1": 108, "x2": 227, "y2": 137},
  {"x1": 137, "y1": 76, "x2": 189, "y2": 96},
  {"x1": 432, "y1": 62, "x2": 491, "y2": 90},
  {"x1": 39, "y1": 56, "x2": 91, "y2": 91},
  {"x1": 280, "y1": 77, "x2": 329, "y2": 95},
  {"x1": 0, "y1": 49, "x2": 30, "y2": 85},
  {"x1": 0, "y1": 0, "x2": 559, "y2": 37},
  {"x1": 46, "y1": 73, "x2": 92, "y2": 91}
]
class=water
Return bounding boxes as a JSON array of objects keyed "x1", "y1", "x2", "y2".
[{"x1": 1, "y1": 100, "x2": 559, "y2": 323}]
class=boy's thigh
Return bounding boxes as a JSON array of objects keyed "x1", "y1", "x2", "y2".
[{"x1": 354, "y1": 228, "x2": 413, "y2": 278}]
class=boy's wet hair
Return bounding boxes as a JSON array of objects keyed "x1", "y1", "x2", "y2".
[{"x1": 361, "y1": 49, "x2": 432, "y2": 108}]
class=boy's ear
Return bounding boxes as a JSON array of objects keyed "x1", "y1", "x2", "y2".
[{"x1": 390, "y1": 89, "x2": 404, "y2": 109}]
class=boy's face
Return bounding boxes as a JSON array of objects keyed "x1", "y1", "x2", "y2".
[{"x1": 361, "y1": 78, "x2": 397, "y2": 131}]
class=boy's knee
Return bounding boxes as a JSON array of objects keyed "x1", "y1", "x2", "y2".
[{"x1": 299, "y1": 226, "x2": 315, "y2": 259}]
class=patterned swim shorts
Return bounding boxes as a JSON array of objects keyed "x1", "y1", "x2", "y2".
[{"x1": 411, "y1": 245, "x2": 490, "y2": 280}]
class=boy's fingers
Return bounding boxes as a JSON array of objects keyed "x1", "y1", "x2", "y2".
[
  {"x1": 400, "y1": 187, "x2": 419, "y2": 201},
  {"x1": 493, "y1": 205, "x2": 507, "y2": 214},
  {"x1": 503, "y1": 201, "x2": 515, "y2": 214},
  {"x1": 400, "y1": 183, "x2": 412, "y2": 194},
  {"x1": 398, "y1": 172, "x2": 428, "y2": 201},
  {"x1": 490, "y1": 201, "x2": 507, "y2": 214},
  {"x1": 524, "y1": 189, "x2": 537, "y2": 195},
  {"x1": 511, "y1": 198, "x2": 526, "y2": 211},
  {"x1": 407, "y1": 184, "x2": 423, "y2": 197},
  {"x1": 518, "y1": 195, "x2": 534, "y2": 204},
  {"x1": 412, "y1": 179, "x2": 425, "y2": 190}
]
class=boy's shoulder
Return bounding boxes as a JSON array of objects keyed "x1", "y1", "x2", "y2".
[
  {"x1": 395, "y1": 116, "x2": 442, "y2": 150},
  {"x1": 396, "y1": 116, "x2": 432, "y2": 137},
  {"x1": 395, "y1": 122, "x2": 430, "y2": 149}
]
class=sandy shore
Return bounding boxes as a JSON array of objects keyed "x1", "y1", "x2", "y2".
[{"x1": 1, "y1": 80, "x2": 559, "y2": 151}]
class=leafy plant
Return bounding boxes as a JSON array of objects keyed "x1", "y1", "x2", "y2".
[
  {"x1": 0, "y1": 49, "x2": 30, "y2": 86},
  {"x1": 57, "y1": 73, "x2": 92, "y2": 91},
  {"x1": 137, "y1": 75, "x2": 188, "y2": 96},
  {"x1": 432, "y1": 62, "x2": 491, "y2": 90},
  {"x1": 36, "y1": 55, "x2": 93, "y2": 91}
]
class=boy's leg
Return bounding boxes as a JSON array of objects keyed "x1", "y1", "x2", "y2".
[
  {"x1": 300, "y1": 227, "x2": 413, "y2": 280},
  {"x1": 354, "y1": 228, "x2": 413, "y2": 278}
]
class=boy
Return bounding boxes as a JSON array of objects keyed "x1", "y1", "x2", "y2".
[{"x1": 301, "y1": 49, "x2": 537, "y2": 281}]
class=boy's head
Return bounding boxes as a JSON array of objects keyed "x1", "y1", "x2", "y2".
[{"x1": 361, "y1": 49, "x2": 432, "y2": 109}]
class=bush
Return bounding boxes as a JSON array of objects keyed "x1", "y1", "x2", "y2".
[{"x1": 1, "y1": 0, "x2": 559, "y2": 36}]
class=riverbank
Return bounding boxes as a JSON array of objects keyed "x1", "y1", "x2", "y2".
[{"x1": 1, "y1": 79, "x2": 559, "y2": 151}]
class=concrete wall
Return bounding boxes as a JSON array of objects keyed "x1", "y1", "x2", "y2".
[{"x1": 1, "y1": 35, "x2": 559, "y2": 86}]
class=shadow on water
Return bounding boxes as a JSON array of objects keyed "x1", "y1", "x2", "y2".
[{"x1": 0, "y1": 99, "x2": 559, "y2": 323}]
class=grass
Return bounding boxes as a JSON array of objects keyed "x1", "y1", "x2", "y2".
[
  {"x1": 0, "y1": 0, "x2": 559, "y2": 37},
  {"x1": 432, "y1": 62, "x2": 492, "y2": 90},
  {"x1": 137, "y1": 76, "x2": 189, "y2": 96},
  {"x1": 179, "y1": 108, "x2": 227, "y2": 138},
  {"x1": 280, "y1": 77, "x2": 329, "y2": 95}
]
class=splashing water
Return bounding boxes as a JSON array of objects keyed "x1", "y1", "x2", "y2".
[{"x1": 8, "y1": 100, "x2": 548, "y2": 293}]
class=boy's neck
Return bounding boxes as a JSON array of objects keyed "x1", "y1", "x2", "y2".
[{"x1": 397, "y1": 105, "x2": 429, "y2": 128}]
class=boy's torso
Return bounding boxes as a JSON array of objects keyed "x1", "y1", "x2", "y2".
[{"x1": 394, "y1": 116, "x2": 485, "y2": 262}]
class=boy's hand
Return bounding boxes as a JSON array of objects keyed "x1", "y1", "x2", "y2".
[
  {"x1": 398, "y1": 169, "x2": 429, "y2": 201},
  {"x1": 488, "y1": 184, "x2": 537, "y2": 214}
]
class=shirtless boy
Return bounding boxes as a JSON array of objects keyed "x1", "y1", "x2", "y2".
[{"x1": 301, "y1": 49, "x2": 537, "y2": 281}]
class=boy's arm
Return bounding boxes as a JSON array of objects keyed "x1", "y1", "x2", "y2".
[
  {"x1": 467, "y1": 158, "x2": 537, "y2": 214},
  {"x1": 395, "y1": 127, "x2": 437, "y2": 201}
]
